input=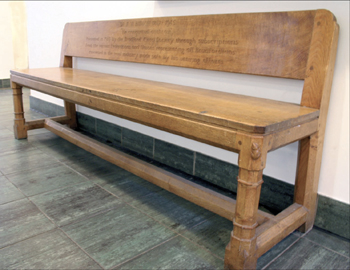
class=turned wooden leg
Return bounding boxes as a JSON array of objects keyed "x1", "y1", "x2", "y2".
[
  {"x1": 12, "y1": 83, "x2": 27, "y2": 139},
  {"x1": 225, "y1": 139, "x2": 267, "y2": 270},
  {"x1": 294, "y1": 133, "x2": 321, "y2": 232},
  {"x1": 64, "y1": 100, "x2": 77, "y2": 129}
]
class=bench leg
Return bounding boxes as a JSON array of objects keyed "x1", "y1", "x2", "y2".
[
  {"x1": 224, "y1": 140, "x2": 266, "y2": 270},
  {"x1": 12, "y1": 83, "x2": 27, "y2": 139},
  {"x1": 294, "y1": 133, "x2": 320, "y2": 232},
  {"x1": 64, "y1": 100, "x2": 77, "y2": 129}
]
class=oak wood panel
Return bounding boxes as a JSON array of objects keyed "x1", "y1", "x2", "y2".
[
  {"x1": 60, "y1": 11, "x2": 316, "y2": 79},
  {"x1": 44, "y1": 118, "x2": 273, "y2": 224},
  {"x1": 11, "y1": 74, "x2": 240, "y2": 152},
  {"x1": 11, "y1": 68, "x2": 319, "y2": 134},
  {"x1": 295, "y1": 9, "x2": 339, "y2": 232}
]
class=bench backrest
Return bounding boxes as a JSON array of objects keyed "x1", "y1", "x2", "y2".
[{"x1": 60, "y1": 10, "x2": 339, "y2": 112}]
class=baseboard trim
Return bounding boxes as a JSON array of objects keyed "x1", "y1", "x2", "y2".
[{"x1": 0, "y1": 79, "x2": 11, "y2": 89}]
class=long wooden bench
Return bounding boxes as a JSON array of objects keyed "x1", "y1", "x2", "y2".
[{"x1": 10, "y1": 10, "x2": 339, "y2": 269}]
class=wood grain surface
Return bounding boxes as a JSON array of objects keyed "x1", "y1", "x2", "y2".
[
  {"x1": 11, "y1": 68, "x2": 319, "y2": 134},
  {"x1": 61, "y1": 11, "x2": 316, "y2": 79}
]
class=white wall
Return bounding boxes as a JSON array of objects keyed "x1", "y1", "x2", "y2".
[
  {"x1": 27, "y1": 1, "x2": 349, "y2": 204},
  {"x1": 0, "y1": 1, "x2": 28, "y2": 80},
  {"x1": 0, "y1": 2, "x2": 14, "y2": 79}
]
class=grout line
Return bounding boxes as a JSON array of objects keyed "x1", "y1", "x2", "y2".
[
  {"x1": 302, "y1": 236, "x2": 350, "y2": 259},
  {"x1": 0, "y1": 227, "x2": 58, "y2": 252},
  {"x1": 109, "y1": 236, "x2": 179, "y2": 269},
  {"x1": 58, "y1": 227, "x2": 105, "y2": 269},
  {"x1": 193, "y1": 152, "x2": 196, "y2": 175},
  {"x1": 261, "y1": 236, "x2": 301, "y2": 270}
]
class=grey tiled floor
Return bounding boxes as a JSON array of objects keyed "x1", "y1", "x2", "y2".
[{"x1": 0, "y1": 88, "x2": 349, "y2": 269}]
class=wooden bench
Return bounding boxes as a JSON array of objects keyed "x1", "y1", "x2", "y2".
[{"x1": 10, "y1": 10, "x2": 339, "y2": 269}]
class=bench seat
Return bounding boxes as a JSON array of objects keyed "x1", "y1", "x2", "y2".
[{"x1": 11, "y1": 67, "x2": 319, "y2": 135}]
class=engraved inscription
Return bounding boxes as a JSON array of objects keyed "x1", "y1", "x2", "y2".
[{"x1": 78, "y1": 17, "x2": 240, "y2": 67}]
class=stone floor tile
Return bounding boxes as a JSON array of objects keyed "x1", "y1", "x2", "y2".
[
  {"x1": 305, "y1": 227, "x2": 350, "y2": 258},
  {"x1": 0, "y1": 229, "x2": 101, "y2": 269},
  {"x1": 30, "y1": 182, "x2": 122, "y2": 226},
  {"x1": 128, "y1": 189, "x2": 214, "y2": 232},
  {"x1": 63, "y1": 204, "x2": 176, "y2": 269},
  {"x1": 0, "y1": 198, "x2": 55, "y2": 249},
  {"x1": 180, "y1": 213, "x2": 232, "y2": 259},
  {"x1": 265, "y1": 237, "x2": 350, "y2": 270},
  {"x1": 115, "y1": 236, "x2": 223, "y2": 270},
  {"x1": 63, "y1": 153, "x2": 128, "y2": 179},
  {"x1": 6, "y1": 163, "x2": 88, "y2": 197},
  {"x1": 92, "y1": 170, "x2": 163, "y2": 204},
  {"x1": 0, "y1": 149, "x2": 60, "y2": 175},
  {"x1": 0, "y1": 175, "x2": 25, "y2": 204}
]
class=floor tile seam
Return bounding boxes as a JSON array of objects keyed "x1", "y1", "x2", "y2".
[
  {"x1": 260, "y1": 237, "x2": 302, "y2": 270},
  {"x1": 54, "y1": 155, "x2": 97, "y2": 182},
  {"x1": 0, "y1": 146, "x2": 39, "y2": 159},
  {"x1": 27, "y1": 190, "x2": 132, "y2": 235},
  {"x1": 24, "y1": 180, "x2": 91, "y2": 198},
  {"x1": 3, "y1": 172, "x2": 89, "y2": 203},
  {"x1": 109, "y1": 235, "x2": 179, "y2": 270},
  {"x1": 175, "y1": 233, "x2": 225, "y2": 262},
  {"x1": 57, "y1": 227, "x2": 105, "y2": 270},
  {"x1": 302, "y1": 237, "x2": 350, "y2": 259},
  {"x1": 0, "y1": 227, "x2": 58, "y2": 252},
  {"x1": 3, "y1": 159, "x2": 61, "y2": 175},
  {"x1": 0, "y1": 197, "x2": 26, "y2": 206},
  {"x1": 2, "y1": 175, "x2": 32, "y2": 204},
  {"x1": 90, "y1": 182, "x2": 184, "y2": 236},
  {"x1": 0, "y1": 152, "x2": 62, "y2": 176},
  {"x1": 25, "y1": 196, "x2": 59, "y2": 227}
]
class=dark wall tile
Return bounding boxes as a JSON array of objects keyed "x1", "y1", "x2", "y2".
[
  {"x1": 0, "y1": 79, "x2": 11, "y2": 89},
  {"x1": 154, "y1": 139, "x2": 194, "y2": 175},
  {"x1": 315, "y1": 195, "x2": 350, "y2": 239},
  {"x1": 121, "y1": 128, "x2": 153, "y2": 158},
  {"x1": 96, "y1": 118, "x2": 121, "y2": 145},
  {"x1": 29, "y1": 96, "x2": 62, "y2": 117},
  {"x1": 195, "y1": 153, "x2": 238, "y2": 192},
  {"x1": 77, "y1": 112, "x2": 96, "y2": 134},
  {"x1": 260, "y1": 175, "x2": 294, "y2": 214}
]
